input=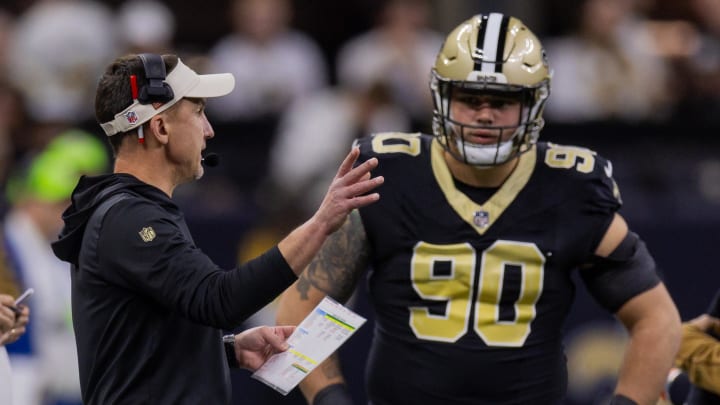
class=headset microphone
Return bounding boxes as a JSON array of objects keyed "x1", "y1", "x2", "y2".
[{"x1": 202, "y1": 153, "x2": 220, "y2": 167}]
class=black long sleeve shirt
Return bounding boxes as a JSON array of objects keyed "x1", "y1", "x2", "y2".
[{"x1": 52, "y1": 174, "x2": 296, "y2": 404}]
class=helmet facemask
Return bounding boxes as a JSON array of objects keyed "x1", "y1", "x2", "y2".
[{"x1": 430, "y1": 13, "x2": 551, "y2": 167}]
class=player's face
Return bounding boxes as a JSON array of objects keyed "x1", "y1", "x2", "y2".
[
  {"x1": 165, "y1": 98, "x2": 214, "y2": 182},
  {"x1": 448, "y1": 89, "x2": 522, "y2": 146}
]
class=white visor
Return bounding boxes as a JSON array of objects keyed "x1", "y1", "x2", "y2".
[{"x1": 100, "y1": 58, "x2": 235, "y2": 136}]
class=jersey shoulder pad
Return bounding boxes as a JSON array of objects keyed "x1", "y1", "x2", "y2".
[
  {"x1": 353, "y1": 132, "x2": 431, "y2": 163},
  {"x1": 538, "y1": 142, "x2": 623, "y2": 207}
]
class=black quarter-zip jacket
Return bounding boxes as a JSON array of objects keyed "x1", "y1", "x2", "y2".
[{"x1": 52, "y1": 173, "x2": 296, "y2": 405}]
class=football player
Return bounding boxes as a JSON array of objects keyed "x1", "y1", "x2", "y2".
[{"x1": 277, "y1": 13, "x2": 681, "y2": 405}]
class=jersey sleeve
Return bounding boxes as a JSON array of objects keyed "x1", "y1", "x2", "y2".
[
  {"x1": 583, "y1": 153, "x2": 622, "y2": 216},
  {"x1": 354, "y1": 133, "x2": 378, "y2": 164},
  {"x1": 581, "y1": 153, "x2": 623, "y2": 253},
  {"x1": 545, "y1": 143, "x2": 623, "y2": 260},
  {"x1": 354, "y1": 132, "x2": 424, "y2": 163}
]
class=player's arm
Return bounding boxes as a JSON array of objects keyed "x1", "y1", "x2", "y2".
[
  {"x1": 584, "y1": 213, "x2": 681, "y2": 405},
  {"x1": 277, "y1": 147, "x2": 380, "y2": 275},
  {"x1": 276, "y1": 210, "x2": 371, "y2": 404}
]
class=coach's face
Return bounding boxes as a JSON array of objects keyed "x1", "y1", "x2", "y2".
[{"x1": 164, "y1": 98, "x2": 214, "y2": 182}]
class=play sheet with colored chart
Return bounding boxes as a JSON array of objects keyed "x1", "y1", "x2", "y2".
[{"x1": 252, "y1": 296, "x2": 366, "y2": 395}]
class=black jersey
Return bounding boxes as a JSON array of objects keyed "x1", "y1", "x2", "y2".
[{"x1": 355, "y1": 133, "x2": 621, "y2": 405}]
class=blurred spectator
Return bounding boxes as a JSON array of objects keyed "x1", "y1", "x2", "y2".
[
  {"x1": 0, "y1": 11, "x2": 25, "y2": 201},
  {"x1": 3, "y1": 129, "x2": 109, "y2": 405},
  {"x1": 6, "y1": 0, "x2": 116, "y2": 125},
  {"x1": 673, "y1": 313, "x2": 720, "y2": 398},
  {"x1": 0, "y1": 9, "x2": 15, "y2": 79},
  {"x1": 206, "y1": 0, "x2": 328, "y2": 121},
  {"x1": 115, "y1": 0, "x2": 176, "y2": 54},
  {"x1": 0, "y1": 79, "x2": 28, "y2": 205},
  {"x1": 267, "y1": 81, "x2": 409, "y2": 218},
  {"x1": 544, "y1": 0, "x2": 673, "y2": 123},
  {"x1": 0, "y1": 289, "x2": 29, "y2": 405},
  {"x1": 336, "y1": 0, "x2": 442, "y2": 130},
  {"x1": 0, "y1": 244, "x2": 21, "y2": 405},
  {"x1": 671, "y1": 0, "x2": 720, "y2": 124},
  {"x1": 0, "y1": 321, "x2": 11, "y2": 404},
  {"x1": 0, "y1": 245, "x2": 19, "y2": 299}
]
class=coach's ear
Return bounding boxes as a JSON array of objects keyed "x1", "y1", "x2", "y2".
[{"x1": 148, "y1": 107, "x2": 170, "y2": 146}]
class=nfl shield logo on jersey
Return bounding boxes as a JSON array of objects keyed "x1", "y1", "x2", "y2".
[
  {"x1": 138, "y1": 226, "x2": 156, "y2": 242},
  {"x1": 473, "y1": 211, "x2": 489, "y2": 228}
]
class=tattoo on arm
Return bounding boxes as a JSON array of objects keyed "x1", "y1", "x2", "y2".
[{"x1": 295, "y1": 210, "x2": 370, "y2": 302}]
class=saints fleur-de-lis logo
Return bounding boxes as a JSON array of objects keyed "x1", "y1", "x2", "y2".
[{"x1": 138, "y1": 226, "x2": 156, "y2": 242}]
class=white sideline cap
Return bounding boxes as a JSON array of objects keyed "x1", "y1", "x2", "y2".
[{"x1": 100, "y1": 58, "x2": 235, "y2": 136}]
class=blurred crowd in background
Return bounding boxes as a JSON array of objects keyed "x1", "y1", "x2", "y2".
[{"x1": 0, "y1": 0, "x2": 718, "y2": 404}]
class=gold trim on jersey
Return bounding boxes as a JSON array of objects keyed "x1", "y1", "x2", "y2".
[{"x1": 431, "y1": 139, "x2": 536, "y2": 235}]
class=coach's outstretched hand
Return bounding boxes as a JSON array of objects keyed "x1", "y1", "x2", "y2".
[
  {"x1": 312, "y1": 147, "x2": 382, "y2": 235},
  {"x1": 278, "y1": 147, "x2": 383, "y2": 275}
]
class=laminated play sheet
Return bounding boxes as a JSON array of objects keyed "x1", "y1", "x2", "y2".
[{"x1": 252, "y1": 296, "x2": 366, "y2": 395}]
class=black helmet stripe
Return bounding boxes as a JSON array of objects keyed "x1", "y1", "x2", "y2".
[
  {"x1": 473, "y1": 13, "x2": 509, "y2": 74},
  {"x1": 494, "y1": 15, "x2": 510, "y2": 73},
  {"x1": 473, "y1": 14, "x2": 489, "y2": 72}
]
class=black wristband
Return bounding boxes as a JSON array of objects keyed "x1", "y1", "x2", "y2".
[
  {"x1": 223, "y1": 334, "x2": 239, "y2": 368},
  {"x1": 609, "y1": 394, "x2": 638, "y2": 405},
  {"x1": 312, "y1": 383, "x2": 353, "y2": 405}
]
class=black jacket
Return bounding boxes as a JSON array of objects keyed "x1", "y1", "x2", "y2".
[{"x1": 52, "y1": 174, "x2": 296, "y2": 404}]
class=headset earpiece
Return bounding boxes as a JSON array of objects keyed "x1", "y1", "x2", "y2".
[{"x1": 137, "y1": 53, "x2": 174, "y2": 104}]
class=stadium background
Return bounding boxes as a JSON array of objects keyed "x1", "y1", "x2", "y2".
[{"x1": 0, "y1": 0, "x2": 718, "y2": 404}]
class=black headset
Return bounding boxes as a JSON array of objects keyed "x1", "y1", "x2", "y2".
[{"x1": 137, "y1": 53, "x2": 174, "y2": 104}]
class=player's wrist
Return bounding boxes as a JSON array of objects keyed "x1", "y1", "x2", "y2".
[
  {"x1": 609, "y1": 393, "x2": 638, "y2": 405},
  {"x1": 312, "y1": 383, "x2": 352, "y2": 405}
]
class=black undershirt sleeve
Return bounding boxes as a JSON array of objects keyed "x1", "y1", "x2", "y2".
[{"x1": 580, "y1": 232, "x2": 661, "y2": 313}]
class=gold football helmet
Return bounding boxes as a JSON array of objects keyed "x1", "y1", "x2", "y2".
[{"x1": 430, "y1": 13, "x2": 551, "y2": 166}]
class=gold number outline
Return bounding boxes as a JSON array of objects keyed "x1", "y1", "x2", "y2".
[
  {"x1": 370, "y1": 132, "x2": 421, "y2": 156},
  {"x1": 409, "y1": 240, "x2": 545, "y2": 347},
  {"x1": 544, "y1": 143, "x2": 596, "y2": 174}
]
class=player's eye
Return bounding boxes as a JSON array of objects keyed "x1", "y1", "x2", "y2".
[
  {"x1": 457, "y1": 95, "x2": 515, "y2": 109},
  {"x1": 489, "y1": 99, "x2": 513, "y2": 108},
  {"x1": 457, "y1": 95, "x2": 481, "y2": 106}
]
